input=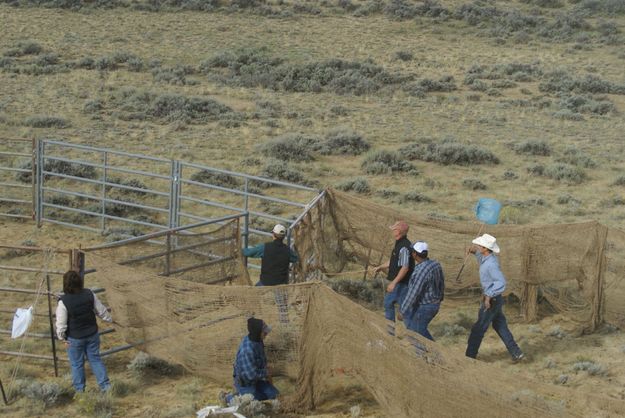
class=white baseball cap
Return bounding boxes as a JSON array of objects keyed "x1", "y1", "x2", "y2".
[
  {"x1": 272, "y1": 224, "x2": 287, "y2": 236},
  {"x1": 413, "y1": 241, "x2": 428, "y2": 253}
]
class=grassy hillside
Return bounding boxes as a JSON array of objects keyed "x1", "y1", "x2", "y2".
[{"x1": 1, "y1": 0, "x2": 625, "y2": 227}]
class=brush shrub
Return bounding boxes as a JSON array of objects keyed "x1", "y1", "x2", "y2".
[
  {"x1": 258, "y1": 133, "x2": 321, "y2": 162},
  {"x1": 462, "y1": 178, "x2": 487, "y2": 190},
  {"x1": 336, "y1": 177, "x2": 371, "y2": 194},
  {"x1": 400, "y1": 141, "x2": 499, "y2": 166},
  {"x1": 23, "y1": 115, "x2": 71, "y2": 128},
  {"x1": 190, "y1": 170, "x2": 241, "y2": 188},
  {"x1": 362, "y1": 150, "x2": 415, "y2": 175},
  {"x1": 513, "y1": 140, "x2": 552, "y2": 156},
  {"x1": 3, "y1": 40, "x2": 42, "y2": 57},
  {"x1": 318, "y1": 129, "x2": 370, "y2": 155}
]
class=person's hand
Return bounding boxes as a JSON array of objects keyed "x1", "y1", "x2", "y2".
[
  {"x1": 483, "y1": 295, "x2": 491, "y2": 310},
  {"x1": 467, "y1": 245, "x2": 477, "y2": 255},
  {"x1": 386, "y1": 282, "x2": 396, "y2": 293},
  {"x1": 63, "y1": 340, "x2": 70, "y2": 347},
  {"x1": 397, "y1": 312, "x2": 403, "y2": 321}
]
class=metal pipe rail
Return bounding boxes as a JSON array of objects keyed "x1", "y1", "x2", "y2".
[{"x1": 82, "y1": 213, "x2": 246, "y2": 251}]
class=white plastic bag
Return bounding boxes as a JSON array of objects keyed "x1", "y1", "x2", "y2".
[
  {"x1": 196, "y1": 405, "x2": 246, "y2": 418},
  {"x1": 11, "y1": 306, "x2": 34, "y2": 339}
]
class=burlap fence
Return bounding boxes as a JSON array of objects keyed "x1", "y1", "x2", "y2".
[
  {"x1": 292, "y1": 189, "x2": 625, "y2": 331},
  {"x1": 87, "y1": 253, "x2": 625, "y2": 417}
]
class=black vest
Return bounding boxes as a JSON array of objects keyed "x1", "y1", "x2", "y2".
[
  {"x1": 260, "y1": 240, "x2": 290, "y2": 286},
  {"x1": 387, "y1": 237, "x2": 415, "y2": 283},
  {"x1": 61, "y1": 289, "x2": 98, "y2": 339}
]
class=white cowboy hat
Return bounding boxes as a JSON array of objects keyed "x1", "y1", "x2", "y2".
[{"x1": 472, "y1": 233, "x2": 500, "y2": 254}]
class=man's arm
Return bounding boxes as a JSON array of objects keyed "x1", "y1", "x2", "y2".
[
  {"x1": 374, "y1": 260, "x2": 390, "y2": 273},
  {"x1": 93, "y1": 293, "x2": 112, "y2": 323},
  {"x1": 242, "y1": 243, "x2": 265, "y2": 259},
  {"x1": 55, "y1": 300, "x2": 68, "y2": 341},
  {"x1": 289, "y1": 248, "x2": 298, "y2": 263}
]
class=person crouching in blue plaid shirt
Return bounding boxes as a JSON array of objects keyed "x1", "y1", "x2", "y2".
[
  {"x1": 399, "y1": 242, "x2": 445, "y2": 341},
  {"x1": 224, "y1": 317, "x2": 278, "y2": 404}
]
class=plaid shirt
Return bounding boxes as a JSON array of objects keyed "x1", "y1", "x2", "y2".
[
  {"x1": 233, "y1": 336, "x2": 268, "y2": 386},
  {"x1": 400, "y1": 259, "x2": 445, "y2": 315}
]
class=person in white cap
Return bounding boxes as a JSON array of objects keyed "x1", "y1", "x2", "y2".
[
  {"x1": 373, "y1": 220, "x2": 414, "y2": 335},
  {"x1": 243, "y1": 224, "x2": 298, "y2": 286},
  {"x1": 400, "y1": 241, "x2": 445, "y2": 341},
  {"x1": 465, "y1": 234, "x2": 524, "y2": 361}
]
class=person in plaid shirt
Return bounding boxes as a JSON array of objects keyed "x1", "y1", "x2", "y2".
[{"x1": 224, "y1": 317, "x2": 278, "y2": 404}]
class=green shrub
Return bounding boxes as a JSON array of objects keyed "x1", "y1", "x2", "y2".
[
  {"x1": 3, "y1": 40, "x2": 42, "y2": 57},
  {"x1": 557, "y1": 147, "x2": 596, "y2": 168},
  {"x1": 108, "y1": 88, "x2": 236, "y2": 123},
  {"x1": 15, "y1": 379, "x2": 73, "y2": 407},
  {"x1": 553, "y1": 109, "x2": 584, "y2": 121},
  {"x1": 189, "y1": 170, "x2": 241, "y2": 188},
  {"x1": 75, "y1": 391, "x2": 114, "y2": 417},
  {"x1": 399, "y1": 191, "x2": 432, "y2": 203},
  {"x1": 260, "y1": 159, "x2": 310, "y2": 186},
  {"x1": 336, "y1": 177, "x2": 371, "y2": 194},
  {"x1": 557, "y1": 194, "x2": 581, "y2": 205},
  {"x1": 152, "y1": 65, "x2": 196, "y2": 85},
  {"x1": 462, "y1": 178, "x2": 487, "y2": 190},
  {"x1": 519, "y1": 0, "x2": 563, "y2": 8},
  {"x1": 23, "y1": 115, "x2": 71, "y2": 128},
  {"x1": 540, "y1": 71, "x2": 625, "y2": 95},
  {"x1": 106, "y1": 177, "x2": 149, "y2": 196},
  {"x1": 258, "y1": 133, "x2": 320, "y2": 162},
  {"x1": 318, "y1": 129, "x2": 370, "y2": 155},
  {"x1": 559, "y1": 95, "x2": 615, "y2": 115},
  {"x1": 572, "y1": 360, "x2": 608, "y2": 376},
  {"x1": 613, "y1": 175, "x2": 625, "y2": 186},
  {"x1": 577, "y1": 0, "x2": 625, "y2": 15},
  {"x1": 328, "y1": 278, "x2": 383, "y2": 307},
  {"x1": 128, "y1": 352, "x2": 182, "y2": 377},
  {"x1": 513, "y1": 140, "x2": 551, "y2": 156},
  {"x1": 394, "y1": 50, "x2": 413, "y2": 61},
  {"x1": 84, "y1": 99, "x2": 104, "y2": 113},
  {"x1": 544, "y1": 163, "x2": 587, "y2": 184},
  {"x1": 201, "y1": 48, "x2": 409, "y2": 95},
  {"x1": 362, "y1": 150, "x2": 415, "y2": 175},
  {"x1": 400, "y1": 141, "x2": 499, "y2": 166}
]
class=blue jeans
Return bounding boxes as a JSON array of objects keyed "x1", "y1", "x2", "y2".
[
  {"x1": 230, "y1": 380, "x2": 279, "y2": 402},
  {"x1": 406, "y1": 303, "x2": 440, "y2": 341},
  {"x1": 67, "y1": 333, "x2": 110, "y2": 392},
  {"x1": 466, "y1": 295, "x2": 522, "y2": 359},
  {"x1": 383, "y1": 281, "x2": 408, "y2": 322}
]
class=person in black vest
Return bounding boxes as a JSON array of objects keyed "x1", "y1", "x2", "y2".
[
  {"x1": 374, "y1": 221, "x2": 415, "y2": 335},
  {"x1": 55, "y1": 270, "x2": 112, "y2": 393},
  {"x1": 243, "y1": 224, "x2": 298, "y2": 286}
]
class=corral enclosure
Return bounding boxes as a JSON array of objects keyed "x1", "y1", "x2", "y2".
[{"x1": 2, "y1": 0, "x2": 625, "y2": 416}]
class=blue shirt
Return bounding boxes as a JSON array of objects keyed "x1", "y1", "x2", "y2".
[
  {"x1": 400, "y1": 259, "x2": 445, "y2": 315},
  {"x1": 243, "y1": 243, "x2": 298, "y2": 263},
  {"x1": 476, "y1": 253, "x2": 506, "y2": 297},
  {"x1": 233, "y1": 336, "x2": 268, "y2": 385}
]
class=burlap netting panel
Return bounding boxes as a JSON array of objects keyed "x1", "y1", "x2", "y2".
[
  {"x1": 293, "y1": 189, "x2": 623, "y2": 329},
  {"x1": 89, "y1": 255, "x2": 625, "y2": 417}
]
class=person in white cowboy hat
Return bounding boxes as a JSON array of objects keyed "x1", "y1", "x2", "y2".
[
  {"x1": 243, "y1": 224, "x2": 298, "y2": 286},
  {"x1": 465, "y1": 233, "x2": 524, "y2": 361}
]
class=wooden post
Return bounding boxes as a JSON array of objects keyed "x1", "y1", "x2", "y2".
[
  {"x1": 45, "y1": 274, "x2": 59, "y2": 377},
  {"x1": 0, "y1": 377, "x2": 8, "y2": 405}
]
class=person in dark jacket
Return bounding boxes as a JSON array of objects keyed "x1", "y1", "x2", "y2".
[
  {"x1": 224, "y1": 317, "x2": 278, "y2": 404},
  {"x1": 374, "y1": 220, "x2": 415, "y2": 335},
  {"x1": 243, "y1": 224, "x2": 298, "y2": 286},
  {"x1": 55, "y1": 270, "x2": 112, "y2": 392}
]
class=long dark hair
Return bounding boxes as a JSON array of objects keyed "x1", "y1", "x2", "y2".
[{"x1": 63, "y1": 270, "x2": 83, "y2": 294}]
